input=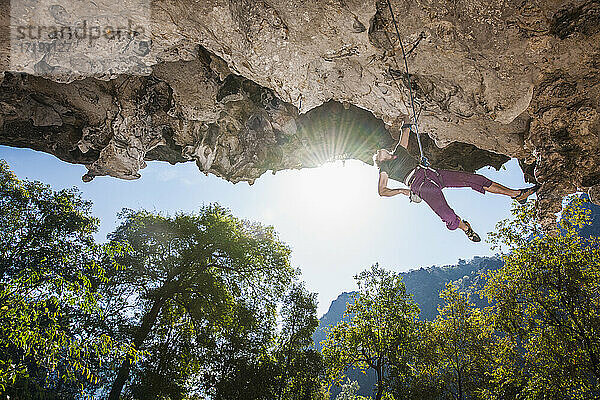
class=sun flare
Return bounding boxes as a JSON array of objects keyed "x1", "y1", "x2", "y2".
[{"x1": 281, "y1": 160, "x2": 376, "y2": 231}]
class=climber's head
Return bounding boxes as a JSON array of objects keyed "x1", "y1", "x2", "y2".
[{"x1": 373, "y1": 149, "x2": 394, "y2": 167}]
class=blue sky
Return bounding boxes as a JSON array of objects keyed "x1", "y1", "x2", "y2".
[{"x1": 1, "y1": 146, "x2": 532, "y2": 315}]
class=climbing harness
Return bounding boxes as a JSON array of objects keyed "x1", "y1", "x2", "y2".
[
  {"x1": 385, "y1": 0, "x2": 429, "y2": 167},
  {"x1": 412, "y1": 165, "x2": 440, "y2": 199}
]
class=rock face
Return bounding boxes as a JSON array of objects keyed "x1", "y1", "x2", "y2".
[{"x1": 1, "y1": 0, "x2": 599, "y2": 227}]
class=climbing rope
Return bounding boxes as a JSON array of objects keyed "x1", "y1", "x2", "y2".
[{"x1": 385, "y1": 0, "x2": 429, "y2": 166}]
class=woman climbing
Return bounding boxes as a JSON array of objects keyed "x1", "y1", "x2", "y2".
[{"x1": 374, "y1": 124, "x2": 539, "y2": 242}]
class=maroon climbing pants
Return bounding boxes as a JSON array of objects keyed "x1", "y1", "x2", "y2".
[{"x1": 409, "y1": 167, "x2": 493, "y2": 230}]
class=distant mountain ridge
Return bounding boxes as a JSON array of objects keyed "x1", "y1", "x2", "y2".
[{"x1": 313, "y1": 256, "x2": 503, "y2": 352}]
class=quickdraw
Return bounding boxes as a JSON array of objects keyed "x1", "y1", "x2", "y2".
[{"x1": 385, "y1": 0, "x2": 429, "y2": 167}]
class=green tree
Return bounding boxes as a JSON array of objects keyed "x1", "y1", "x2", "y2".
[
  {"x1": 203, "y1": 303, "x2": 280, "y2": 400},
  {"x1": 209, "y1": 283, "x2": 324, "y2": 400},
  {"x1": 275, "y1": 282, "x2": 323, "y2": 400},
  {"x1": 335, "y1": 380, "x2": 369, "y2": 400},
  {"x1": 482, "y1": 199, "x2": 600, "y2": 399},
  {"x1": 407, "y1": 284, "x2": 493, "y2": 400},
  {"x1": 0, "y1": 160, "x2": 135, "y2": 397},
  {"x1": 102, "y1": 206, "x2": 296, "y2": 399},
  {"x1": 322, "y1": 264, "x2": 419, "y2": 400}
]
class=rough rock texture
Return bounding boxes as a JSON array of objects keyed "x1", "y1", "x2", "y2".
[{"x1": 1, "y1": 0, "x2": 600, "y2": 228}]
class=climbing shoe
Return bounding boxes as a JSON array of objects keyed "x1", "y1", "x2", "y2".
[
  {"x1": 512, "y1": 184, "x2": 540, "y2": 205},
  {"x1": 462, "y1": 220, "x2": 481, "y2": 242}
]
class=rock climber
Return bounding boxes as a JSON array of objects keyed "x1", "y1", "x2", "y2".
[{"x1": 374, "y1": 124, "x2": 539, "y2": 242}]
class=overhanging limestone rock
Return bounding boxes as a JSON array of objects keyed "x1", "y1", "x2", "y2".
[{"x1": 1, "y1": 0, "x2": 599, "y2": 228}]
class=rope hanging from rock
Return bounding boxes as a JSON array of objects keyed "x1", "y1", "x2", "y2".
[{"x1": 385, "y1": 0, "x2": 429, "y2": 167}]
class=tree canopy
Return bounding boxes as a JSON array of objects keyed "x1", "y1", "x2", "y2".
[
  {"x1": 481, "y1": 199, "x2": 600, "y2": 399},
  {"x1": 0, "y1": 160, "x2": 326, "y2": 400},
  {"x1": 0, "y1": 159, "x2": 136, "y2": 398},
  {"x1": 324, "y1": 198, "x2": 600, "y2": 400},
  {"x1": 322, "y1": 264, "x2": 419, "y2": 400}
]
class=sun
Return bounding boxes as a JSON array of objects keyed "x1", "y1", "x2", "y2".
[{"x1": 280, "y1": 160, "x2": 376, "y2": 231}]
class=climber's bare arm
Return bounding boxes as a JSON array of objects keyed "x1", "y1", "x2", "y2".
[
  {"x1": 399, "y1": 122, "x2": 410, "y2": 149},
  {"x1": 378, "y1": 172, "x2": 410, "y2": 197}
]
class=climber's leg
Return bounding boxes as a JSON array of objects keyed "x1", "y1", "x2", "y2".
[
  {"x1": 481, "y1": 181, "x2": 518, "y2": 196},
  {"x1": 437, "y1": 169, "x2": 538, "y2": 203},
  {"x1": 411, "y1": 170, "x2": 461, "y2": 231},
  {"x1": 436, "y1": 169, "x2": 493, "y2": 194}
]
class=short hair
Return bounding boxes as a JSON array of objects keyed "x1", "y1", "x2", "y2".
[{"x1": 373, "y1": 149, "x2": 389, "y2": 168}]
